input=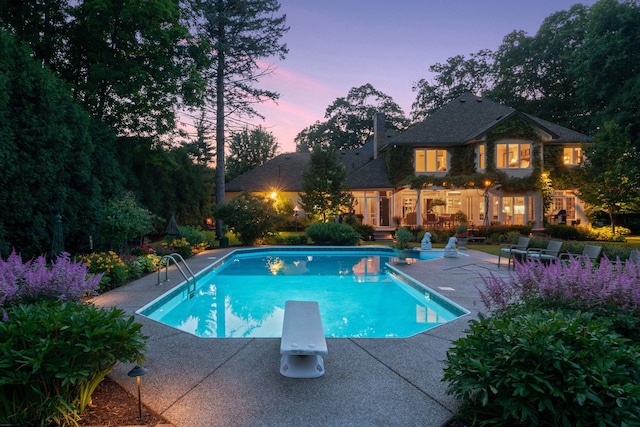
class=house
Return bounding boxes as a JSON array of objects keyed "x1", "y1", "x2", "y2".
[{"x1": 226, "y1": 93, "x2": 591, "y2": 231}]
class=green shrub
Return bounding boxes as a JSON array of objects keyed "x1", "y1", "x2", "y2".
[
  {"x1": 179, "y1": 226, "x2": 208, "y2": 247},
  {"x1": 588, "y1": 225, "x2": 630, "y2": 242},
  {"x1": 79, "y1": 251, "x2": 130, "y2": 292},
  {"x1": 283, "y1": 234, "x2": 309, "y2": 245},
  {"x1": 163, "y1": 237, "x2": 192, "y2": 259},
  {"x1": 352, "y1": 223, "x2": 375, "y2": 241},
  {"x1": 136, "y1": 253, "x2": 162, "y2": 274},
  {"x1": 545, "y1": 224, "x2": 584, "y2": 240},
  {"x1": 214, "y1": 192, "x2": 276, "y2": 245},
  {"x1": 305, "y1": 221, "x2": 361, "y2": 245},
  {"x1": 0, "y1": 300, "x2": 147, "y2": 426},
  {"x1": 444, "y1": 307, "x2": 640, "y2": 427}
]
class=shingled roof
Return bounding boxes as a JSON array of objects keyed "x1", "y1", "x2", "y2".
[
  {"x1": 226, "y1": 93, "x2": 591, "y2": 194},
  {"x1": 226, "y1": 142, "x2": 392, "y2": 193},
  {"x1": 389, "y1": 93, "x2": 591, "y2": 147}
]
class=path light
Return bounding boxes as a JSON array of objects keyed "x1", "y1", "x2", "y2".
[{"x1": 127, "y1": 365, "x2": 149, "y2": 421}]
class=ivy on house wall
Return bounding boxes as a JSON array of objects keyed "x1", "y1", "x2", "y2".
[
  {"x1": 384, "y1": 145, "x2": 414, "y2": 186},
  {"x1": 448, "y1": 145, "x2": 477, "y2": 175},
  {"x1": 385, "y1": 115, "x2": 582, "y2": 193},
  {"x1": 543, "y1": 144, "x2": 581, "y2": 189}
]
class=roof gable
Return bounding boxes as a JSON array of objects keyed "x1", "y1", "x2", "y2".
[{"x1": 389, "y1": 93, "x2": 591, "y2": 147}]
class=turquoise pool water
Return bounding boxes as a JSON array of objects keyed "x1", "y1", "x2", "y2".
[{"x1": 137, "y1": 247, "x2": 467, "y2": 338}]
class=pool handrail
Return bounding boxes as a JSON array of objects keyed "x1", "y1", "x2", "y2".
[{"x1": 157, "y1": 253, "x2": 197, "y2": 298}]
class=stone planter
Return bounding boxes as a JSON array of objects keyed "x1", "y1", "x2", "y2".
[
  {"x1": 393, "y1": 248, "x2": 412, "y2": 263},
  {"x1": 456, "y1": 237, "x2": 469, "y2": 250}
]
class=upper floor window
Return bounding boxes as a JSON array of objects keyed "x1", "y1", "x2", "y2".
[
  {"x1": 496, "y1": 142, "x2": 531, "y2": 169},
  {"x1": 563, "y1": 147, "x2": 582, "y2": 165},
  {"x1": 477, "y1": 144, "x2": 486, "y2": 170},
  {"x1": 415, "y1": 149, "x2": 447, "y2": 172}
]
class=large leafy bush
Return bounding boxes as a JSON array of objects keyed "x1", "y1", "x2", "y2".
[
  {"x1": 214, "y1": 192, "x2": 276, "y2": 245},
  {"x1": 305, "y1": 221, "x2": 361, "y2": 246},
  {"x1": 0, "y1": 301, "x2": 147, "y2": 426},
  {"x1": 0, "y1": 251, "x2": 146, "y2": 426},
  {"x1": 444, "y1": 256, "x2": 640, "y2": 425},
  {"x1": 444, "y1": 308, "x2": 640, "y2": 426}
]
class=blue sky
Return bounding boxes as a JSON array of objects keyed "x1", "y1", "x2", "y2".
[{"x1": 249, "y1": 0, "x2": 598, "y2": 153}]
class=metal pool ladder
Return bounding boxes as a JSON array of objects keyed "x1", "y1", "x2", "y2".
[{"x1": 157, "y1": 253, "x2": 197, "y2": 298}]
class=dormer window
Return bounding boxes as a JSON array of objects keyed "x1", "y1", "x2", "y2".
[
  {"x1": 563, "y1": 147, "x2": 582, "y2": 165},
  {"x1": 496, "y1": 142, "x2": 531, "y2": 169},
  {"x1": 415, "y1": 149, "x2": 447, "y2": 173}
]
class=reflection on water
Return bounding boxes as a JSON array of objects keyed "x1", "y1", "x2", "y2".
[{"x1": 142, "y1": 253, "x2": 464, "y2": 338}]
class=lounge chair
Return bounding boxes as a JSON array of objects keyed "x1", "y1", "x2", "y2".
[
  {"x1": 498, "y1": 236, "x2": 530, "y2": 269},
  {"x1": 525, "y1": 240, "x2": 564, "y2": 263},
  {"x1": 558, "y1": 244, "x2": 602, "y2": 265}
]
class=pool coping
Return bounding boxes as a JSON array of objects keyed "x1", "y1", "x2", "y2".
[
  {"x1": 137, "y1": 247, "x2": 470, "y2": 339},
  {"x1": 91, "y1": 246, "x2": 509, "y2": 427}
]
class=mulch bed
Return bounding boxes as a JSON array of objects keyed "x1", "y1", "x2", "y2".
[{"x1": 78, "y1": 376, "x2": 169, "y2": 426}]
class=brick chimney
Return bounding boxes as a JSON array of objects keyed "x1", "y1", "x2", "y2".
[{"x1": 373, "y1": 112, "x2": 385, "y2": 159}]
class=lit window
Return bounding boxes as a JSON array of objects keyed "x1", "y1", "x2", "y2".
[
  {"x1": 415, "y1": 149, "x2": 447, "y2": 172},
  {"x1": 478, "y1": 144, "x2": 485, "y2": 170},
  {"x1": 496, "y1": 143, "x2": 531, "y2": 169},
  {"x1": 563, "y1": 147, "x2": 582, "y2": 165}
]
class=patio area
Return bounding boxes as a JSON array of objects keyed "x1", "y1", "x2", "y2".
[{"x1": 91, "y1": 248, "x2": 508, "y2": 427}]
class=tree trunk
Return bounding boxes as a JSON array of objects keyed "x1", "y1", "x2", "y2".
[
  {"x1": 609, "y1": 209, "x2": 616, "y2": 234},
  {"x1": 215, "y1": 47, "x2": 226, "y2": 239}
]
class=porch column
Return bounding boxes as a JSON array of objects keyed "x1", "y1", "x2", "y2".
[
  {"x1": 416, "y1": 190, "x2": 422, "y2": 226},
  {"x1": 533, "y1": 193, "x2": 543, "y2": 228}
]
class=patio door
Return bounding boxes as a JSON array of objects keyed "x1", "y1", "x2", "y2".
[
  {"x1": 379, "y1": 194, "x2": 390, "y2": 226},
  {"x1": 364, "y1": 192, "x2": 380, "y2": 226}
]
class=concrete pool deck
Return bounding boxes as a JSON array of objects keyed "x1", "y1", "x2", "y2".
[{"x1": 91, "y1": 247, "x2": 510, "y2": 427}]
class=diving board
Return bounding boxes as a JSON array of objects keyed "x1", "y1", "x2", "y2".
[{"x1": 280, "y1": 300, "x2": 327, "y2": 378}]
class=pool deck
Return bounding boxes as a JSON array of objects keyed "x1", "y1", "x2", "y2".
[{"x1": 91, "y1": 246, "x2": 510, "y2": 427}]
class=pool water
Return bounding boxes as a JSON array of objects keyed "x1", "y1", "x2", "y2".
[{"x1": 138, "y1": 248, "x2": 467, "y2": 338}]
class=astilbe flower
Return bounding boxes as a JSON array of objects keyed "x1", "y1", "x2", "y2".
[
  {"x1": 479, "y1": 255, "x2": 640, "y2": 314},
  {"x1": 0, "y1": 250, "x2": 103, "y2": 308}
]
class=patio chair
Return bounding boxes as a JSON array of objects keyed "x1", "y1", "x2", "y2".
[
  {"x1": 558, "y1": 244, "x2": 602, "y2": 265},
  {"x1": 498, "y1": 236, "x2": 530, "y2": 269},
  {"x1": 424, "y1": 213, "x2": 438, "y2": 228},
  {"x1": 525, "y1": 240, "x2": 564, "y2": 263}
]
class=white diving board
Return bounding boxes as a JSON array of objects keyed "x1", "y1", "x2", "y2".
[{"x1": 280, "y1": 300, "x2": 328, "y2": 378}]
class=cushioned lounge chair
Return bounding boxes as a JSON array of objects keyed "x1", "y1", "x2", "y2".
[
  {"x1": 558, "y1": 244, "x2": 602, "y2": 265},
  {"x1": 498, "y1": 236, "x2": 530, "y2": 269},
  {"x1": 525, "y1": 240, "x2": 564, "y2": 263}
]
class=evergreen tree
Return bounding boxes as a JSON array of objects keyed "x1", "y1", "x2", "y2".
[
  {"x1": 192, "y1": 0, "x2": 288, "y2": 237},
  {"x1": 300, "y1": 147, "x2": 354, "y2": 222},
  {"x1": 0, "y1": 30, "x2": 100, "y2": 257}
]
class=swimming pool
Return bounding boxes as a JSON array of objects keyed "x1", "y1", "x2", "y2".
[{"x1": 137, "y1": 247, "x2": 468, "y2": 338}]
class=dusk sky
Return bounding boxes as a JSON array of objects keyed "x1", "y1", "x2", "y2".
[{"x1": 249, "y1": 0, "x2": 598, "y2": 153}]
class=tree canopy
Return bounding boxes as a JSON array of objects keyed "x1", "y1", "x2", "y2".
[
  {"x1": 295, "y1": 83, "x2": 409, "y2": 151},
  {"x1": 226, "y1": 126, "x2": 279, "y2": 182},
  {"x1": 0, "y1": 29, "x2": 99, "y2": 257},
  {"x1": 576, "y1": 122, "x2": 640, "y2": 232}
]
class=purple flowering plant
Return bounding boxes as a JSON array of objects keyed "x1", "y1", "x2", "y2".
[
  {"x1": 479, "y1": 255, "x2": 640, "y2": 315},
  {"x1": 0, "y1": 250, "x2": 102, "y2": 309}
]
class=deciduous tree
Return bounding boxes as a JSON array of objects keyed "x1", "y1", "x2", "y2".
[
  {"x1": 226, "y1": 126, "x2": 278, "y2": 181},
  {"x1": 576, "y1": 122, "x2": 640, "y2": 233},
  {"x1": 295, "y1": 83, "x2": 408, "y2": 151},
  {"x1": 411, "y1": 51, "x2": 493, "y2": 121}
]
